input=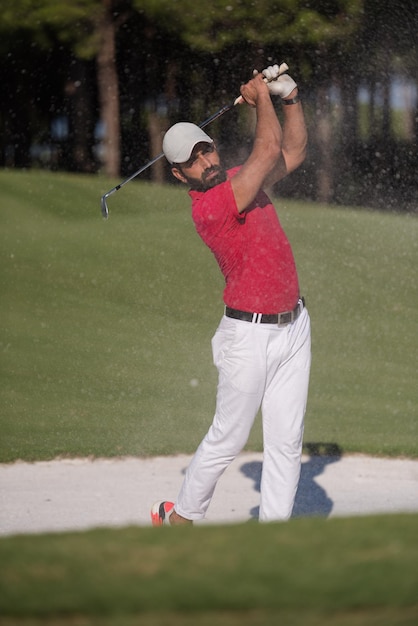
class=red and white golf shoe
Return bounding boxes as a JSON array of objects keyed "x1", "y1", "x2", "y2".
[{"x1": 151, "y1": 501, "x2": 175, "y2": 526}]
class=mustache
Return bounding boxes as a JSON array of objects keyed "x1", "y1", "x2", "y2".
[
  {"x1": 202, "y1": 165, "x2": 222, "y2": 181},
  {"x1": 186, "y1": 164, "x2": 227, "y2": 192}
]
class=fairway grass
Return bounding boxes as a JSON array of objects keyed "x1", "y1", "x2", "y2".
[
  {"x1": 0, "y1": 514, "x2": 417, "y2": 625},
  {"x1": 2, "y1": 610, "x2": 418, "y2": 626},
  {"x1": 0, "y1": 169, "x2": 417, "y2": 462},
  {"x1": 1, "y1": 170, "x2": 417, "y2": 626}
]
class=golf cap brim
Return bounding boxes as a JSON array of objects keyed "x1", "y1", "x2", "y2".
[{"x1": 163, "y1": 122, "x2": 213, "y2": 165}]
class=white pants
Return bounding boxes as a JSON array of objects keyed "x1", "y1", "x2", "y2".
[{"x1": 175, "y1": 307, "x2": 311, "y2": 522}]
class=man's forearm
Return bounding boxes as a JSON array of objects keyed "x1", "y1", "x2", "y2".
[
  {"x1": 281, "y1": 99, "x2": 307, "y2": 171},
  {"x1": 253, "y1": 91, "x2": 283, "y2": 161}
]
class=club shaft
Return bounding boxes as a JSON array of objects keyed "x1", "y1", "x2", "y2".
[
  {"x1": 199, "y1": 103, "x2": 235, "y2": 128},
  {"x1": 100, "y1": 102, "x2": 237, "y2": 218},
  {"x1": 101, "y1": 61, "x2": 288, "y2": 218}
]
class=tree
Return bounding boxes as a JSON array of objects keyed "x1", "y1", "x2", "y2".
[
  {"x1": 96, "y1": 0, "x2": 121, "y2": 177},
  {"x1": 0, "y1": 0, "x2": 130, "y2": 176},
  {"x1": 1, "y1": 0, "x2": 416, "y2": 209},
  {"x1": 0, "y1": 1, "x2": 70, "y2": 167},
  {"x1": 133, "y1": 0, "x2": 365, "y2": 202},
  {"x1": 332, "y1": 0, "x2": 418, "y2": 209}
]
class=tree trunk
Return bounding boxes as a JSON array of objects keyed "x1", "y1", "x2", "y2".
[
  {"x1": 148, "y1": 111, "x2": 165, "y2": 184},
  {"x1": 381, "y1": 70, "x2": 391, "y2": 142},
  {"x1": 96, "y1": 0, "x2": 120, "y2": 178},
  {"x1": 414, "y1": 82, "x2": 418, "y2": 143},
  {"x1": 368, "y1": 79, "x2": 376, "y2": 140},
  {"x1": 402, "y1": 82, "x2": 415, "y2": 142},
  {"x1": 315, "y1": 86, "x2": 334, "y2": 203},
  {"x1": 66, "y1": 59, "x2": 96, "y2": 172},
  {"x1": 340, "y1": 78, "x2": 358, "y2": 166}
]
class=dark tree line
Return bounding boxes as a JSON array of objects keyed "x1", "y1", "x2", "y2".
[{"x1": 1, "y1": 0, "x2": 417, "y2": 211}]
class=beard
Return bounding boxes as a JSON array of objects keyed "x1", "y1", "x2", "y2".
[{"x1": 182, "y1": 164, "x2": 227, "y2": 192}]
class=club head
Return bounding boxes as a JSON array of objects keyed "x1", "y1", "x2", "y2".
[{"x1": 101, "y1": 194, "x2": 109, "y2": 219}]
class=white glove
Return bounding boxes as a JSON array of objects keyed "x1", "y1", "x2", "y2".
[{"x1": 262, "y1": 64, "x2": 297, "y2": 99}]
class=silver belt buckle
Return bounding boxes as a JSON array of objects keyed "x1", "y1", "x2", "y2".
[
  {"x1": 277, "y1": 299, "x2": 302, "y2": 327},
  {"x1": 277, "y1": 310, "x2": 291, "y2": 326}
]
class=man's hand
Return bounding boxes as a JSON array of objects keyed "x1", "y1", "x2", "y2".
[
  {"x1": 262, "y1": 64, "x2": 297, "y2": 99},
  {"x1": 239, "y1": 73, "x2": 271, "y2": 108}
]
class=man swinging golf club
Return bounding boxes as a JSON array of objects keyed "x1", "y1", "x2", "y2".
[{"x1": 151, "y1": 62, "x2": 311, "y2": 525}]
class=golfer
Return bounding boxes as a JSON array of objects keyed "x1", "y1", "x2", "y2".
[{"x1": 152, "y1": 63, "x2": 311, "y2": 524}]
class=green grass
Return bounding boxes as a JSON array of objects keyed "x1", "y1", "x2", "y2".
[
  {"x1": 1, "y1": 169, "x2": 417, "y2": 626},
  {"x1": 0, "y1": 168, "x2": 417, "y2": 462},
  {"x1": 0, "y1": 514, "x2": 417, "y2": 625}
]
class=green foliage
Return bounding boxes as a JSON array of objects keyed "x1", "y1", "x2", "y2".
[
  {"x1": 0, "y1": 170, "x2": 417, "y2": 463},
  {"x1": 134, "y1": 0, "x2": 363, "y2": 51},
  {"x1": 0, "y1": 0, "x2": 405, "y2": 69},
  {"x1": 2, "y1": 0, "x2": 417, "y2": 209},
  {"x1": 0, "y1": 0, "x2": 101, "y2": 56}
]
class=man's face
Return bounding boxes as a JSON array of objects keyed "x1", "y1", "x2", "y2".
[{"x1": 172, "y1": 142, "x2": 227, "y2": 191}]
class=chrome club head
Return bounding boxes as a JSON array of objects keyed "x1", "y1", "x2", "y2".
[{"x1": 101, "y1": 193, "x2": 110, "y2": 219}]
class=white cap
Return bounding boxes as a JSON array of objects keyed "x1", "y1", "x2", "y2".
[{"x1": 163, "y1": 122, "x2": 213, "y2": 164}]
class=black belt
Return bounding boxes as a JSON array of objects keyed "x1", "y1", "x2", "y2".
[{"x1": 225, "y1": 297, "x2": 305, "y2": 326}]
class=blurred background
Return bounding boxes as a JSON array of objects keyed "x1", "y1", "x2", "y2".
[{"x1": 1, "y1": 0, "x2": 417, "y2": 212}]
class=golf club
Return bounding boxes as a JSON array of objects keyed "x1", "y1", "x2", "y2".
[
  {"x1": 100, "y1": 102, "x2": 237, "y2": 218},
  {"x1": 100, "y1": 62, "x2": 289, "y2": 218}
]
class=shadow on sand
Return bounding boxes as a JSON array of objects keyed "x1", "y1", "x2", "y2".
[{"x1": 240, "y1": 442, "x2": 342, "y2": 520}]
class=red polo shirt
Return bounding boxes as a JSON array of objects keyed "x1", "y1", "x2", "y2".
[{"x1": 189, "y1": 167, "x2": 299, "y2": 314}]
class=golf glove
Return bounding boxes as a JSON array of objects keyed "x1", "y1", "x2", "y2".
[{"x1": 262, "y1": 64, "x2": 297, "y2": 99}]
